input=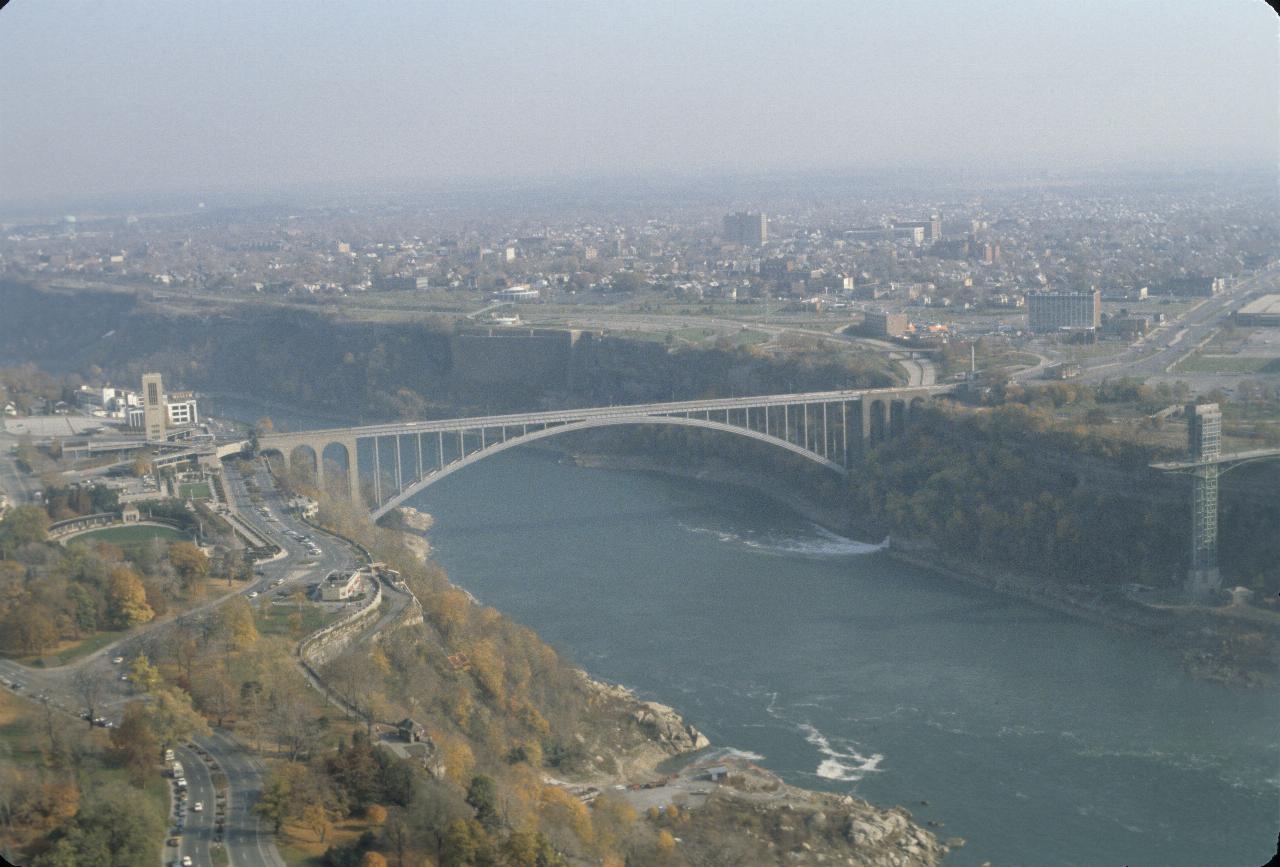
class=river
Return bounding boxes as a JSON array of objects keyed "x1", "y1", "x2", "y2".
[
  {"x1": 207, "y1": 400, "x2": 1278, "y2": 866},
  {"x1": 411, "y1": 449, "x2": 1277, "y2": 867}
]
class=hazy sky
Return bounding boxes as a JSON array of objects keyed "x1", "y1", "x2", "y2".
[{"x1": 0, "y1": 0, "x2": 1275, "y2": 206}]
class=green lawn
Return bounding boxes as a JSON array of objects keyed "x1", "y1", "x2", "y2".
[
  {"x1": 178, "y1": 482, "x2": 213, "y2": 500},
  {"x1": 40, "y1": 629, "x2": 130, "y2": 667},
  {"x1": 1174, "y1": 354, "x2": 1280, "y2": 374},
  {"x1": 255, "y1": 603, "x2": 337, "y2": 638}
]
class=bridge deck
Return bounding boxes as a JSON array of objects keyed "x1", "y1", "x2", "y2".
[
  {"x1": 258, "y1": 385, "x2": 951, "y2": 445},
  {"x1": 1151, "y1": 447, "x2": 1280, "y2": 471}
]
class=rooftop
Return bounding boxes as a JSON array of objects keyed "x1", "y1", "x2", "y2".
[{"x1": 1238, "y1": 294, "x2": 1280, "y2": 316}]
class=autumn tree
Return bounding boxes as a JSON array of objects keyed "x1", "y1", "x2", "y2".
[
  {"x1": 127, "y1": 656, "x2": 163, "y2": 693},
  {"x1": 214, "y1": 596, "x2": 259, "y2": 651},
  {"x1": 0, "y1": 506, "x2": 49, "y2": 556},
  {"x1": 191, "y1": 665, "x2": 237, "y2": 727},
  {"x1": 147, "y1": 687, "x2": 210, "y2": 751},
  {"x1": 167, "y1": 541, "x2": 210, "y2": 587},
  {"x1": 106, "y1": 567, "x2": 153, "y2": 628},
  {"x1": 110, "y1": 702, "x2": 159, "y2": 786}
]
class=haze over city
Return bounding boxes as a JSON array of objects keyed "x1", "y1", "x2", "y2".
[{"x1": 1, "y1": 0, "x2": 1277, "y2": 210}]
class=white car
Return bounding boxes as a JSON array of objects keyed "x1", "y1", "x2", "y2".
[
  {"x1": 247, "y1": 591, "x2": 259, "y2": 598},
  {"x1": 182, "y1": 857, "x2": 193, "y2": 867},
  {"x1": 193, "y1": 801, "x2": 203, "y2": 812},
  {"x1": 111, "y1": 656, "x2": 124, "y2": 664}
]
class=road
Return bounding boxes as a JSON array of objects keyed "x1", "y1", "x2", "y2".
[
  {"x1": 525, "y1": 309, "x2": 938, "y2": 386},
  {"x1": 1071, "y1": 271, "x2": 1276, "y2": 384},
  {"x1": 172, "y1": 744, "x2": 216, "y2": 867},
  {"x1": 0, "y1": 433, "x2": 36, "y2": 507},
  {"x1": 0, "y1": 451, "x2": 367, "y2": 866}
]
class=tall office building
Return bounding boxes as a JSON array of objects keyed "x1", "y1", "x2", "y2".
[
  {"x1": 141, "y1": 372, "x2": 168, "y2": 443},
  {"x1": 890, "y1": 213, "x2": 942, "y2": 244},
  {"x1": 1027, "y1": 290, "x2": 1101, "y2": 332},
  {"x1": 723, "y1": 212, "x2": 768, "y2": 246}
]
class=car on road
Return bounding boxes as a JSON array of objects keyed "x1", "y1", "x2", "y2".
[
  {"x1": 247, "y1": 591, "x2": 259, "y2": 598},
  {"x1": 111, "y1": 656, "x2": 124, "y2": 664},
  {"x1": 166, "y1": 837, "x2": 180, "y2": 847},
  {"x1": 182, "y1": 857, "x2": 193, "y2": 867},
  {"x1": 193, "y1": 801, "x2": 203, "y2": 812}
]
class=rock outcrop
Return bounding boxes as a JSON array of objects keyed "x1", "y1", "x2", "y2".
[
  {"x1": 388, "y1": 506, "x2": 435, "y2": 533},
  {"x1": 633, "y1": 700, "x2": 711, "y2": 752}
]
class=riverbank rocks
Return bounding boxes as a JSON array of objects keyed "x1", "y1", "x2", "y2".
[
  {"x1": 399, "y1": 533, "x2": 431, "y2": 561},
  {"x1": 388, "y1": 506, "x2": 435, "y2": 532}
]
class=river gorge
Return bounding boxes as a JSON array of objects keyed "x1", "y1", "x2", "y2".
[{"x1": 209, "y1": 397, "x2": 1277, "y2": 866}]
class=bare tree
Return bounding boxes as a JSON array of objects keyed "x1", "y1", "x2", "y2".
[{"x1": 72, "y1": 667, "x2": 107, "y2": 728}]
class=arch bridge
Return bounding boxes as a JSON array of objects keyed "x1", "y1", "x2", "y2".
[{"x1": 255, "y1": 385, "x2": 952, "y2": 520}]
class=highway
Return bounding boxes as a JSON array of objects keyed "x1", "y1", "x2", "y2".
[{"x1": 1073, "y1": 271, "x2": 1277, "y2": 384}]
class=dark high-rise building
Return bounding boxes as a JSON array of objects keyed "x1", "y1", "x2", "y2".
[{"x1": 723, "y1": 212, "x2": 768, "y2": 246}]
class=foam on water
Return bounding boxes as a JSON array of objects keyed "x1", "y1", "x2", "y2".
[
  {"x1": 700, "y1": 746, "x2": 766, "y2": 763},
  {"x1": 799, "y1": 723, "x2": 885, "y2": 782},
  {"x1": 681, "y1": 522, "x2": 888, "y2": 557}
]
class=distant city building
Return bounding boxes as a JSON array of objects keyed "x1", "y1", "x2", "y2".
[
  {"x1": 723, "y1": 212, "x2": 768, "y2": 246},
  {"x1": 1027, "y1": 290, "x2": 1101, "y2": 332},
  {"x1": 860, "y1": 310, "x2": 911, "y2": 338},
  {"x1": 165, "y1": 391, "x2": 199, "y2": 427},
  {"x1": 1162, "y1": 276, "x2": 1225, "y2": 298},
  {"x1": 760, "y1": 257, "x2": 797, "y2": 281},
  {"x1": 1044, "y1": 362, "x2": 1082, "y2": 380},
  {"x1": 891, "y1": 214, "x2": 942, "y2": 243},
  {"x1": 128, "y1": 377, "x2": 199, "y2": 435},
  {"x1": 493, "y1": 284, "x2": 540, "y2": 302},
  {"x1": 141, "y1": 372, "x2": 167, "y2": 443},
  {"x1": 1234, "y1": 294, "x2": 1280, "y2": 327},
  {"x1": 1103, "y1": 314, "x2": 1152, "y2": 338},
  {"x1": 843, "y1": 226, "x2": 890, "y2": 243}
]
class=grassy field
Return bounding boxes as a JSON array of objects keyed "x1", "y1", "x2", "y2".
[
  {"x1": 74, "y1": 524, "x2": 187, "y2": 547},
  {"x1": 276, "y1": 816, "x2": 381, "y2": 867},
  {"x1": 254, "y1": 602, "x2": 338, "y2": 639},
  {"x1": 1174, "y1": 354, "x2": 1280, "y2": 374},
  {"x1": 178, "y1": 482, "x2": 213, "y2": 500},
  {"x1": 37, "y1": 629, "x2": 130, "y2": 667}
]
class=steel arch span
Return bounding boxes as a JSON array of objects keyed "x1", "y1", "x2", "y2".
[
  {"x1": 370, "y1": 414, "x2": 846, "y2": 519},
  {"x1": 251, "y1": 386, "x2": 953, "y2": 519}
]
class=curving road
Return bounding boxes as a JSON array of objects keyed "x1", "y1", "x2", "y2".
[{"x1": 0, "y1": 450, "x2": 366, "y2": 866}]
